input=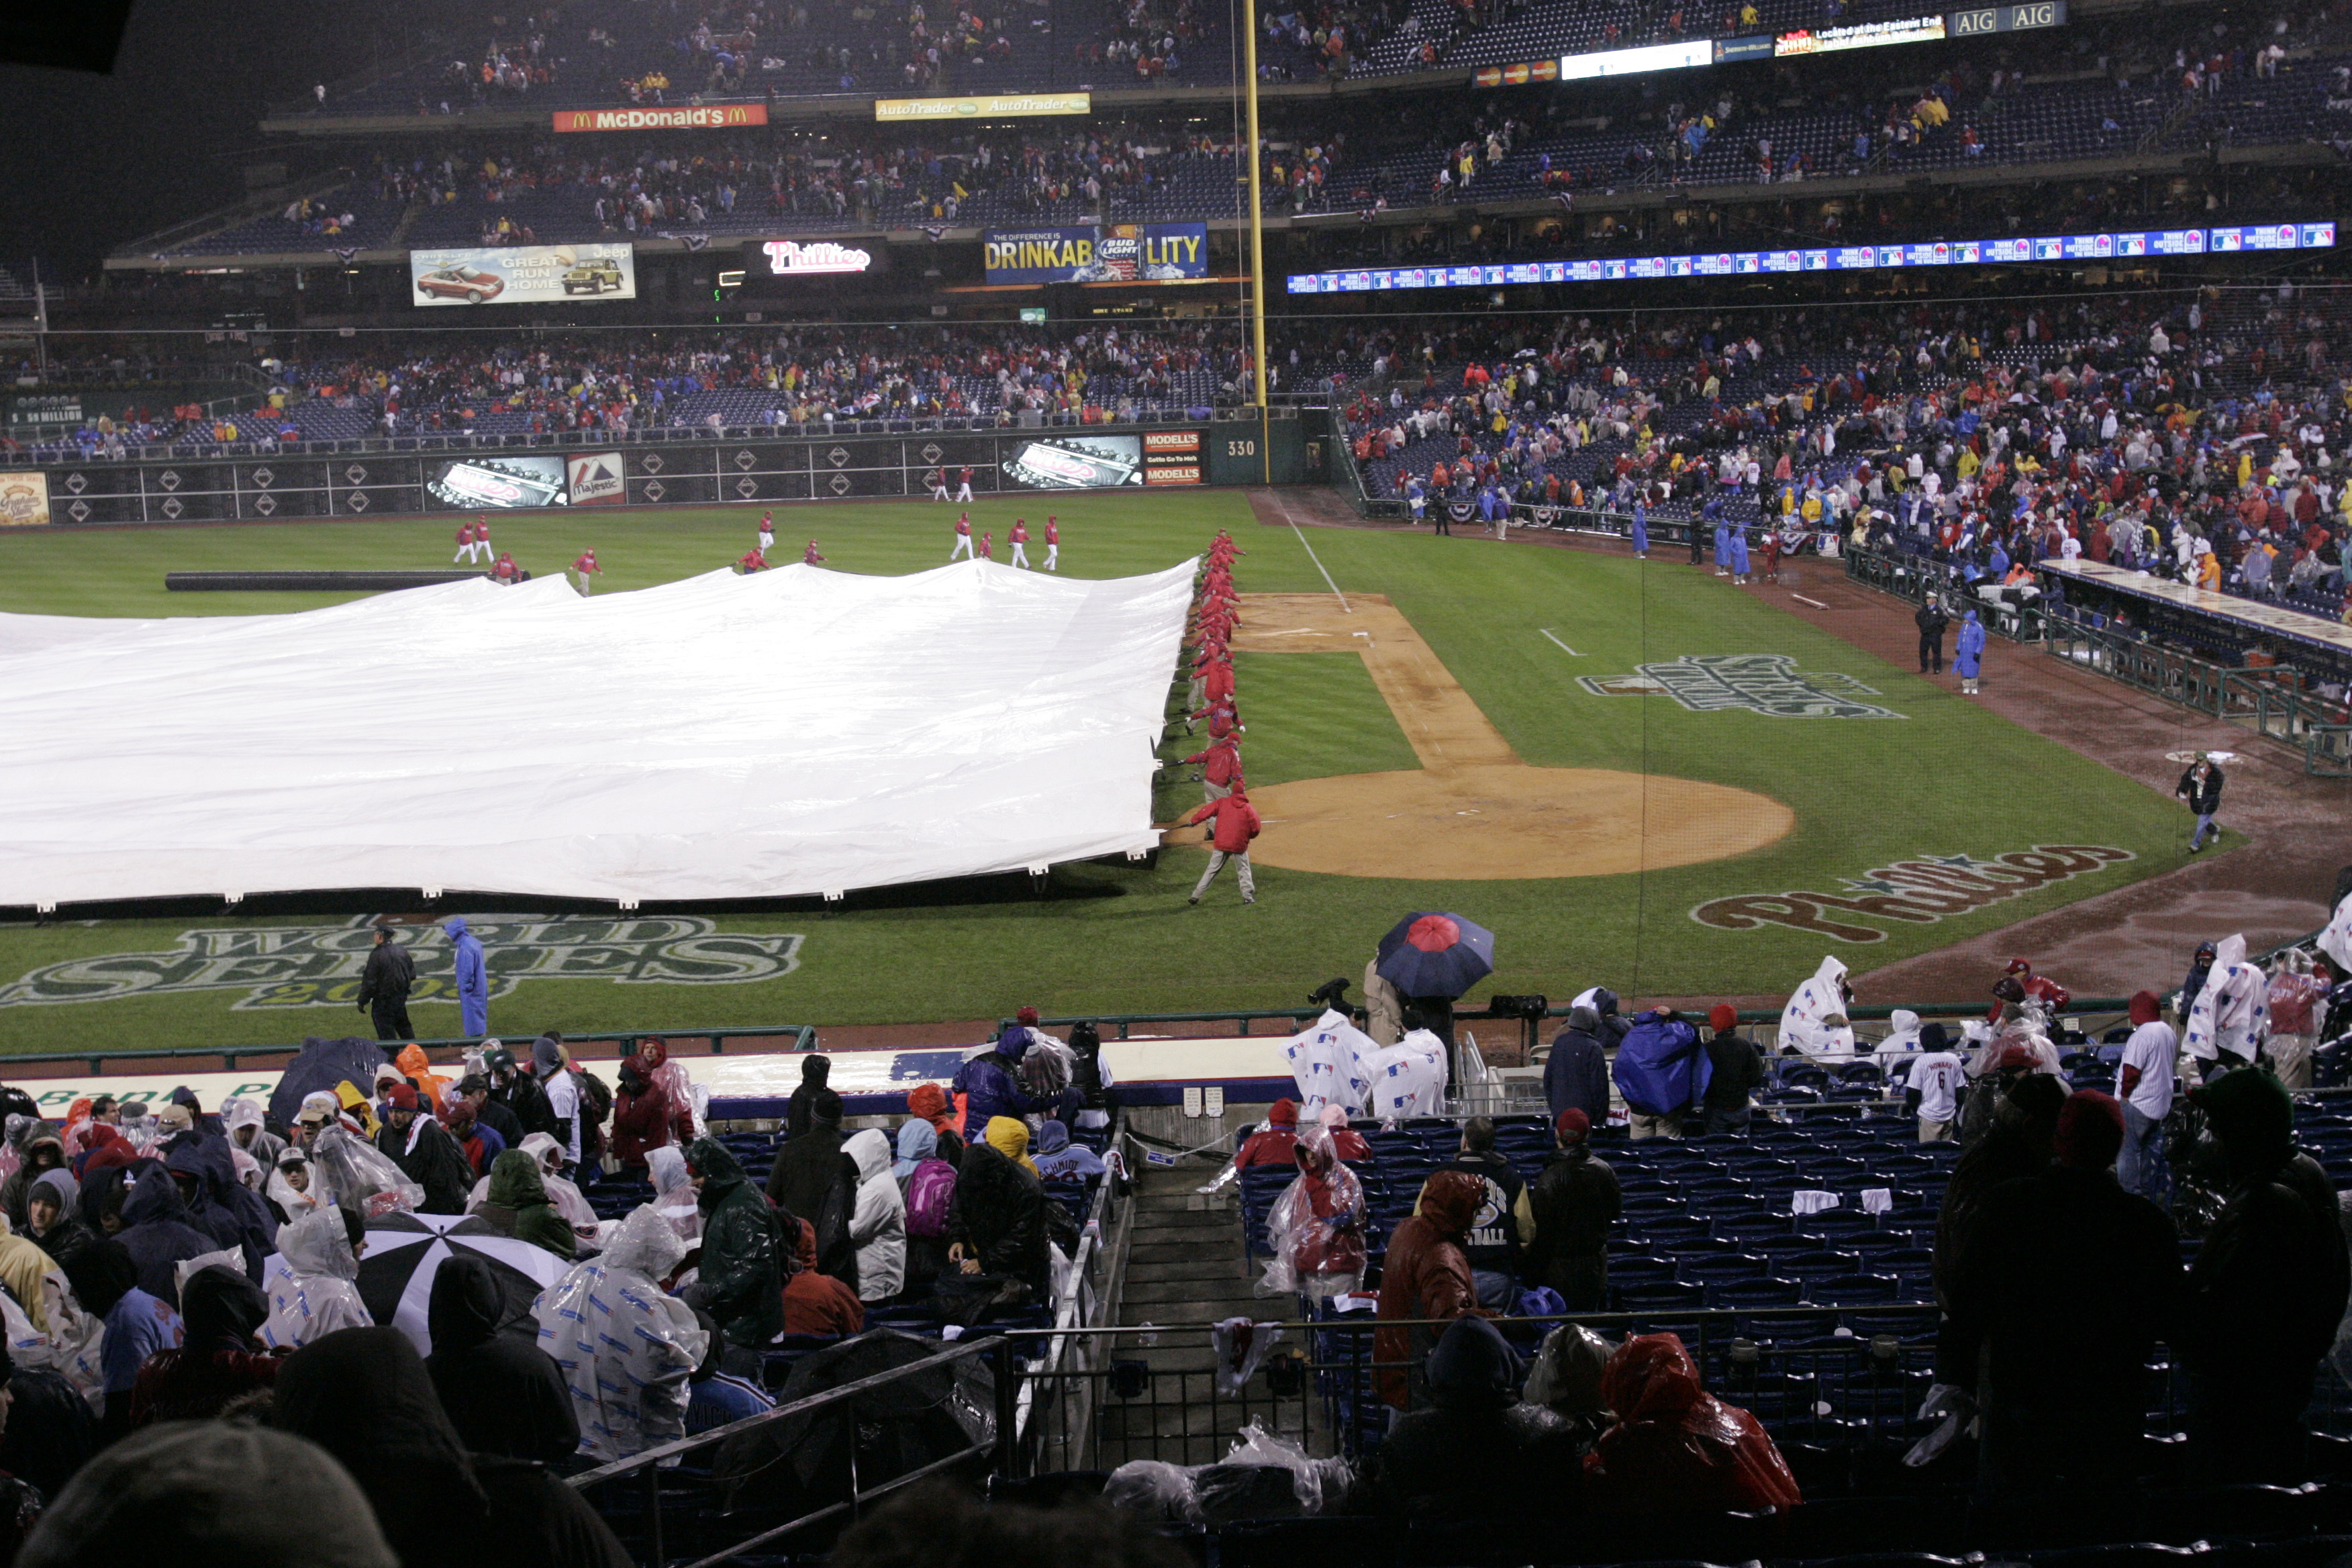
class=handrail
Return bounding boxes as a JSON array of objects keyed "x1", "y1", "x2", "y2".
[{"x1": 0, "y1": 1023, "x2": 817, "y2": 1076}]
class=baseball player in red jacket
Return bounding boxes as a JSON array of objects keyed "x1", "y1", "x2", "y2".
[
  {"x1": 1181, "y1": 787, "x2": 1261, "y2": 905},
  {"x1": 803, "y1": 540, "x2": 825, "y2": 565},
  {"x1": 949, "y1": 511, "x2": 973, "y2": 562}
]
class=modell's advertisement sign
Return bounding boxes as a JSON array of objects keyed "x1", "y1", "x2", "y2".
[{"x1": 553, "y1": 104, "x2": 769, "y2": 131}]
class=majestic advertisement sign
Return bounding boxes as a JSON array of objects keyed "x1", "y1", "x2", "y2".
[
  {"x1": 984, "y1": 224, "x2": 1208, "y2": 284},
  {"x1": 553, "y1": 103, "x2": 768, "y2": 132},
  {"x1": 428, "y1": 456, "x2": 568, "y2": 510},
  {"x1": 409, "y1": 243, "x2": 636, "y2": 307},
  {"x1": 1288, "y1": 221, "x2": 2335, "y2": 294},
  {"x1": 875, "y1": 93, "x2": 1089, "y2": 121},
  {"x1": 0, "y1": 473, "x2": 50, "y2": 528},
  {"x1": 567, "y1": 452, "x2": 626, "y2": 505},
  {"x1": 1691, "y1": 844, "x2": 2135, "y2": 942}
]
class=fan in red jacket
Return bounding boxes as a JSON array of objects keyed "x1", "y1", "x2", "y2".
[
  {"x1": 609, "y1": 1048, "x2": 693, "y2": 1170},
  {"x1": 1234, "y1": 1098, "x2": 1302, "y2": 1167},
  {"x1": 1181, "y1": 787, "x2": 1261, "y2": 905}
]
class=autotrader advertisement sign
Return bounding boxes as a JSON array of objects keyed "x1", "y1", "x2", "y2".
[
  {"x1": 983, "y1": 224, "x2": 1208, "y2": 284},
  {"x1": 409, "y1": 243, "x2": 637, "y2": 307}
]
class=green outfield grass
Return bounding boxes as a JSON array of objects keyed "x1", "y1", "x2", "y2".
[{"x1": 0, "y1": 495, "x2": 2214, "y2": 1052}]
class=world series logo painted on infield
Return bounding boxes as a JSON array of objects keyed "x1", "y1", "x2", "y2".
[
  {"x1": 0, "y1": 916, "x2": 804, "y2": 1010},
  {"x1": 1579, "y1": 654, "x2": 1905, "y2": 719},
  {"x1": 1689, "y1": 844, "x2": 2136, "y2": 942}
]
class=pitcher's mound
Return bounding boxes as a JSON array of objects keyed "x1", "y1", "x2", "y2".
[{"x1": 1210, "y1": 765, "x2": 1794, "y2": 880}]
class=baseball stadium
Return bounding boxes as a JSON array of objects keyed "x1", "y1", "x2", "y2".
[{"x1": 0, "y1": 0, "x2": 2349, "y2": 1557}]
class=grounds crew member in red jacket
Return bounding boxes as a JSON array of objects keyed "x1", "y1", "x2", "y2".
[
  {"x1": 1185, "y1": 734, "x2": 1243, "y2": 803},
  {"x1": 1181, "y1": 785, "x2": 1261, "y2": 905}
]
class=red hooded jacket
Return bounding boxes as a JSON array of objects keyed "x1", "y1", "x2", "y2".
[{"x1": 1375, "y1": 1169, "x2": 1483, "y2": 1408}]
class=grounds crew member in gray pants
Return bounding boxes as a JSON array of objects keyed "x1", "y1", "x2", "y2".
[{"x1": 1181, "y1": 787, "x2": 1262, "y2": 905}]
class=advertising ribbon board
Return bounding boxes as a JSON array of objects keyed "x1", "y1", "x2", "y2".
[
  {"x1": 875, "y1": 93, "x2": 1089, "y2": 120},
  {"x1": 553, "y1": 104, "x2": 769, "y2": 131},
  {"x1": 409, "y1": 243, "x2": 637, "y2": 307},
  {"x1": 983, "y1": 224, "x2": 1208, "y2": 284}
]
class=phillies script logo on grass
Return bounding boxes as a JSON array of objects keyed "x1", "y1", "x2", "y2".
[
  {"x1": 1690, "y1": 844, "x2": 2135, "y2": 942},
  {"x1": 1579, "y1": 655, "x2": 1903, "y2": 719},
  {"x1": 0, "y1": 916, "x2": 804, "y2": 1010}
]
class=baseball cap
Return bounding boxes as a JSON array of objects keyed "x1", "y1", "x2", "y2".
[
  {"x1": 385, "y1": 1084, "x2": 419, "y2": 1112},
  {"x1": 1555, "y1": 1108, "x2": 1591, "y2": 1142},
  {"x1": 1708, "y1": 1004, "x2": 1737, "y2": 1033}
]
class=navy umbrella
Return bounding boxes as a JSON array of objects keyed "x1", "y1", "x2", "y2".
[
  {"x1": 268, "y1": 1036, "x2": 393, "y2": 1128},
  {"x1": 1375, "y1": 912, "x2": 1496, "y2": 1001}
]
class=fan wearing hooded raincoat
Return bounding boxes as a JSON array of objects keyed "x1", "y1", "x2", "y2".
[
  {"x1": 445, "y1": 917, "x2": 489, "y2": 1036},
  {"x1": 1877, "y1": 1009, "x2": 1924, "y2": 1061},
  {"x1": 534, "y1": 1206, "x2": 709, "y2": 1462},
  {"x1": 259, "y1": 1206, "x2": 375, "y2": 1350},
  {"x1": 645, "y1": 1146, "x2": 701, "y2": 1243},
  {"x1": 1281, "y1": 1009, "x2": 1378, "y2": 1121},
  {"x1": 305, "y1": 1126, "x2": 423, "y2": 1217},
  {"x1": 221, "y1": 1098, "x2": 286, "y2": 1169},
  {"x1": 2186, "y1": 934, "x2": 2270, "y2": 1076},
  {"x1": 1780, "y1": 955, "x2": 1859, "y2": 1060},
  {"x1": 2320, "y1": 891, "x2": 2352, "y2": 977},
  {"x1": 469, "y1": 1133, "x2": 599, "y2": 1235},
  {"x1": 843, "y1": 1129, "x2": 907, "y2": 1302},
  {"x1": 1584, "y1": 1332, "x2": 1802, "y2": 1514},
  {"x1": 1261, "y1": 1122, "x2": 1367, "y2": 1300},
  {"x1": 686, "y1": 1137, "x2": 785, "y2": 1351}
]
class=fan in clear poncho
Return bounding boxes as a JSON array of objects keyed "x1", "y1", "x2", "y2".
[
  {"x1": 1778, "y1": 955, "x2": 1857, "y2": 1061},
  {"x1": 0, "y1": 1267, "x2": 105, "y2": 1409},
  {"x1": 1258, "y1": 1123, "x2": 1368, "y2": 1301},
  {"x1": 532, "y1": 1204, "x2": 709, "y2": 1462},
  {"x1": 260, "y1": 1205, "x2": 376, "y2": 1351},
  {"x1": 2186, "y1": 932, "x2": 2271, "y2": 1076},
  {"x1": 645, "y1": 1145, "x2": 701, "y2": 1244},
  {"x1": 303, "y1": 1126, "x2": 421, "y2": 1216}
]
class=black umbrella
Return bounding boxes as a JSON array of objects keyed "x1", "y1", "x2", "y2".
[
  {"x1": 268, "y1": 1036, "x2": 393, "y2": 1128},
  {"x1": 1376, "y1": 912, "x2": 1496, "y2": 1001},
  {"x1": 715, "y1": 1330, "x2": 995, "y2": 1503},
  {"x1": 329, "y1": 1212, "x2": 568, "y2": 1354}
]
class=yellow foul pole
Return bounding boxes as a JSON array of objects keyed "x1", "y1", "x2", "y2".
[{"x1": 1240, "y1": 0, "x2": 1270, "y2": 483}]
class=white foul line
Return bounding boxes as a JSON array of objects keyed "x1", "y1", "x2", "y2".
[
  {"x1": 1792, "y1": 594, "x2": 1830, "y2": 610},
  {"x1": 1285, "y1": 517, "x2": 1351, "y2": 613},
  {"x1": 1540, "y1": 628, "x2": 1581, "y2": 656}
]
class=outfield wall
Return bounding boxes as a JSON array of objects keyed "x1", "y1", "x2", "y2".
[{"x1": 15, "y1": 414, "x2": 1321, "y2": 526}]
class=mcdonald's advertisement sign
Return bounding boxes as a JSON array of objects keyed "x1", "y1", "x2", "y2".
[{"x1": 553, "y1": 103, "x2": 769, "y2": 132}]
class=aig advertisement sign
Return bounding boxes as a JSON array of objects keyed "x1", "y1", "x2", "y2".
[
  {"x1": 983, "y1": 224, "x2": 1208, "y2": 284},
  {"x1": 409, "y1": 243, "x2": 637, "y2": 307}
]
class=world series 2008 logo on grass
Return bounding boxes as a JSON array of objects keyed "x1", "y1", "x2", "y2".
[
  {"x1": 1579, "y1": 654, "x2": 1904, "y2": 719},
  {"x1": 0, "y1": 915, "x2": 804, "y2": 1010}
]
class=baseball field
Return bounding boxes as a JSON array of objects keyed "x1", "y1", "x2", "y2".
[{"x1": 0, "y1": 491, "x2": 2213, "y2": 1053}]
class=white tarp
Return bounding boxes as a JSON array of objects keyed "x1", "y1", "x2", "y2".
[{"x1": 0, "y1": 558, "x2": 1193, "y2": 907}]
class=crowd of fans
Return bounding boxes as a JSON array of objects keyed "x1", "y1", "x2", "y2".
[
  {"x1": 0, "y1": 999, "x2": 1125, "y2": 1560},
  {"x1": 1330, "y1": 287, "x2": 2352, "y2": 626},
  {"x1": 372, "y1": 120, "x2": 1249, "y2": 238}
]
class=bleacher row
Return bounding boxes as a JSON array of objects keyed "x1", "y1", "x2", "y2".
[
  {"x1": 1235, "y1": 1094, "x2": 2352, "y2": 1466},
  {"x1": 170, "y1": 48, "x2": 2347, "y2": 258}
]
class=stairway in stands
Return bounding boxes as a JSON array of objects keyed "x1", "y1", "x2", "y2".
[{"x1": 1092, "y1": 1159, "x2": 1290, "y2": 1468}]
